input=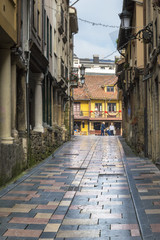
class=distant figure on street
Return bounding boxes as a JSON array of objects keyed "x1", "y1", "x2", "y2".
[
  {"x1": 101, "y1": 122, "x2": 106, "y2": 136},
  {"x1": 74, "y1": 124, "x2": 79, "y2": 132},
  {"x1": 109, "y1": 122, "x2": 115, "y2": 135},
  {"x1": 106, "y1": 127, "x2": 111, "y2": 136}
]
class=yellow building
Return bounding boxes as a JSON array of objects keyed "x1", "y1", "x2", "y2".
[{"x1": 73, "y1": 75, "x2": 122, "y2": 135}]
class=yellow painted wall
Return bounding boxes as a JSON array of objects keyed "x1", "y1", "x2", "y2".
[
  {"x1": 81, "y1": 120, "x2": 88, "y2": 134},
  {"x1": 0, "y1": 0, "x2": 17, "y2": 43},
  {"x1": 80, "y1": 101, "x2": 89, "y2": 111},
  {"x1": 136, "y1": 2, "x2": 144, "y2": 68}
]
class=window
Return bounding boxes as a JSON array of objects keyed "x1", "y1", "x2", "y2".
[
  {"x1": 155, "y1": 19, "x2": 158, "y2": 47},
  {"x1": 65, "y1": 18, "x2": 67, "y2": 36},
  {"x1": 61, "y1": 59, "x2": 64, "y2": 78},
  {"x1": 50, "y1": 24, "x2": 52, "y2": 55},
  {"x1": 37, "y1": 10, "x2": 40, "y2": 36},
  {"x1": 32, "y1": 0, "x2": 36, "y2": 28},
  {"x1": 43, "y1": 9, "x2": 46, "y2": 44},
  {"x1": 42, "y1": 77, "x2": 52, "y2": 126},
  {"x1": 65, "y1": 67, "x2": 68, "y2": 81},
  {"x1": 74, "y1": 102, "x2": 80, "y2": 116},
  {"x1": 108, "y1": 103, "x2": 116, "y2": 112},
  {"x1": 54, "y1": 29, "x2": 57, "y2": 55},
  {"x1": 61, "y1": 7, "x2": 64, "y2": 29},
  {"x1": 47, "y1": 17, "x2": 49, "y2": 59},
  {"x1": 107, "y1": 86, "x2": 114, "y2": 92},
  {"x1": 95, "y1": 103, "x2": 102, "y2": 111}
]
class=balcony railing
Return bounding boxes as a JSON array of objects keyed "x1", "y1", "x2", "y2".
[{"x1": 74, "y1": 111, "x2": 122, "y2": 119}]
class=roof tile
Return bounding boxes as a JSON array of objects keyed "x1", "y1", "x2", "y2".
[{"x1": 74, "y1": 75, "x2": 118, "y2": 100}]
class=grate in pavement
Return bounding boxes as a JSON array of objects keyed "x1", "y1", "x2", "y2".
[
  {"x1": 98, "y1": 173, "x2": 124, "y2": 177},
  {"x1": 67, "y1": 167, "x2": 87, "y2": 170},
  {"x1": 135, "y1": 178, "x2": 145, "y2": 180},
  {"x1": 62, "y1": 186, "x2": 82, "y2": 191},
  {"x1": 102, "y1": 165, "x2": 116, "y2": 167},
  {"x1": 68, "y1": 186, "x2": 82, "y2": 191}
]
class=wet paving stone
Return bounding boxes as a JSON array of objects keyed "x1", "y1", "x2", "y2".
[{"x1": 1, "y1": 136, "x2": 160, "y2": 239}]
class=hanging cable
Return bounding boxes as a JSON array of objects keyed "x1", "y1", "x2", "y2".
[{"x1": 71, "y1": 0, "x2": 80, "y2": 7}]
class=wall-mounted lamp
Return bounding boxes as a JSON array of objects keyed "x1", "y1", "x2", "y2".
[
  {"x1": 131, "y1": 23, "x2": 153, "y2": 44},
  {"x1": 79, "y1": 64, "x2": 85, "y2": 87},
  {"x1": 70, "y1": 64, "x2": 85, "y2": 88},
  {"x1": 119, "y1": 9, "x2": 131, "y2": 29},
  {"x1": 119, "y1": 7, "x2": 153, "y2": 44}
]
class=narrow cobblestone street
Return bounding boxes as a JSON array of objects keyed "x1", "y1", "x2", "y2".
[{"x1": 0, "y1": 136, "x2": 160, "y2": 239}]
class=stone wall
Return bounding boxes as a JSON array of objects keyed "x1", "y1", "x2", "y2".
[
  {"x1": 0, "y1": 140, "x2": 26, "y2": 186},
  {"x1": 0, "y1": 125, "x2": 69, "y2": 187},
  {"x1": 29, "y1": 125, "x2": 67, "y2": 165}
]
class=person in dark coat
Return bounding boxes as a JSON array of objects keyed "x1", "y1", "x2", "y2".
[{"x1": 101, "y1": 122, "x2": 106, "y2": 136}]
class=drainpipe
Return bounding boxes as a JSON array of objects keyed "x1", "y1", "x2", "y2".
[
  {"x1": 26, "y1": 0, "x2": 31, "y2": 166},
  {"x1": 143, "y1": 0, "x2": 148, "y2": 157}
]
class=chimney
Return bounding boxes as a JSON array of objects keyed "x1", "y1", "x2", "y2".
[{"x1": 93, "y1": 55, "x2": 99, "y2": 64}]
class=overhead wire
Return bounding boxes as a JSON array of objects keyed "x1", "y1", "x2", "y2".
[{"x1": 43, "y1": 4, "x2": 132, "y2": 59}]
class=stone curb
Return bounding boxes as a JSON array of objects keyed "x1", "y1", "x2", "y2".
[{"x1": 117, "y1": 137, "x2": 154, "y2": 240}]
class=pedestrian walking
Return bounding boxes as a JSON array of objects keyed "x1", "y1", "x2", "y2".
[
  {"x1": 101, "y1": 122, "x2": 106, "y2": 136},
  {"x1": 109, "y1": 122, "x2": 115, "y2": 135},
  {"x1": 106, "y1": 127, "x2": 111, "y2": 136}
]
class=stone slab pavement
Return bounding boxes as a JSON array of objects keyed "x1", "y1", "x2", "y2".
[{"x1": 0, "y1": 136, "x2": 160, "y2": 239}]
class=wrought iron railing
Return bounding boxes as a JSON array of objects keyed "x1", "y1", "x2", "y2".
[{"x1": 74, "y1": 110, "x2": 122, "y2": 119}]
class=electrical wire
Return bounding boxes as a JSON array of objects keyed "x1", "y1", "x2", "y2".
[
  {"x1": 78, "y1": 18, "x2": 146, "y2": 30},
  {"x1": 78, "y1": 18, "x2": 120, "y2": 29},
  {"x1": 43, "y1": 3, "x2": 132, "y2": 59}
]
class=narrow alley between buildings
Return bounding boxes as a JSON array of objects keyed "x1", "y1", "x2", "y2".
[{"x1": 0, "y1": 136, "x2": 160, "y2": 240}]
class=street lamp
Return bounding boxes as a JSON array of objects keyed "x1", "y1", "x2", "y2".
[
  {"x1": 80, "y1": 64, "x2": 85, "y2": 86},
  {"x1": 80, "y1": 64, "x2": 85, "y2": 76},
  {"x1": 119, "y1": 9, "x2": 131, "y2": 29},
  {"x1": 119, "y1": 5, "x2": 153, "y2": 44}
]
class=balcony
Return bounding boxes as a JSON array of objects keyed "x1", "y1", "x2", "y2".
[{"x1": 74, "y1": 111, "x2": 122, "y2": 120}]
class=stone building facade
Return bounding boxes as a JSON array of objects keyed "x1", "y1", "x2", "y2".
[
  {"x1": 117, "y1": 0, "x2": 160, "y2": 163},
  {"x1": 144, "y1": 0, "x2": 160, "y2": 162},
  {"x1": 117, "y1": 0, "x2": 145, "y2": 156},
  {"x1": 0, "y1": 0, "x2": 78, "y2": 185}
]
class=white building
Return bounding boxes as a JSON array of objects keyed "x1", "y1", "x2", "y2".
[{"x1": 73, "y1": 54, "x2": 116, "y2": 75}]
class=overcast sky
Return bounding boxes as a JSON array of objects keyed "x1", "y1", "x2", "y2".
[{"x1": 70, "y1": 0, "x2": 123, "y2": 60}]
